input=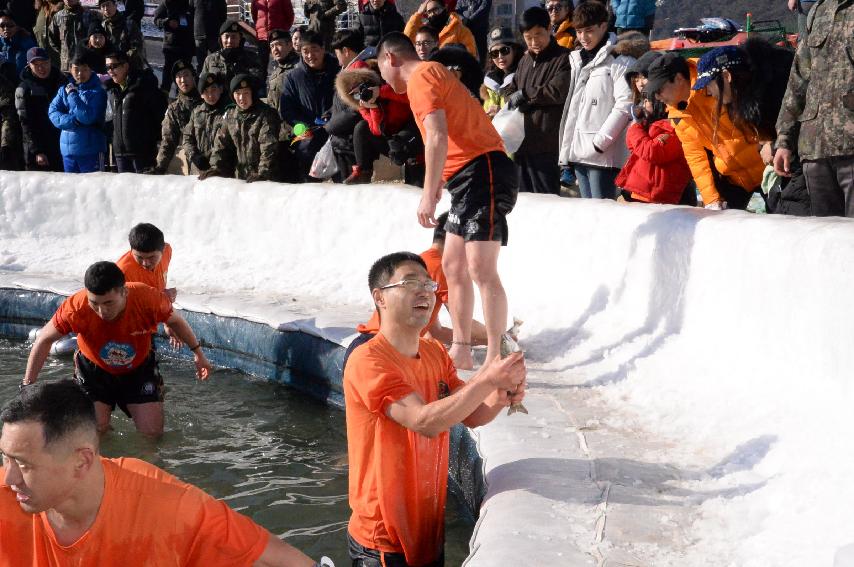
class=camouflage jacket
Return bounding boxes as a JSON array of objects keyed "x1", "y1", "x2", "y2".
[
  {"x1": 155, "y1": 90, "x2": 201, "y2": 169},
  {"x1": 209, "y1": 101, "x2": 280, "y2": 180},
  {"x1": 182, "y1": 98, "x2": 227, "y2": 169},
  {"x1": 200, "y1": 49, "x2": 264, "y2": 88},
  {"x1": 0, "y1": 75, "x2": 22, "y2": 167},
  {"x1": 776, "y1": 0, "x2": 854, "y2": 160},
  {"x1": 48, "y1": 7, "x2": 101, "y2": 71},
  {"x1": 265, "y1": 51, "x2": 300, "y2": 115},
  {"x1": 102, "y1": 13, "x2": 147, "y2": 70}
]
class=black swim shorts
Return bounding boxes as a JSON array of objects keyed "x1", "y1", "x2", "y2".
[
  {"x1": 444, "y1": 151, "x2": 518, "y2": 245},
  {"x1": 73, "y1": 350, "x2": 165, "y2": 417}
]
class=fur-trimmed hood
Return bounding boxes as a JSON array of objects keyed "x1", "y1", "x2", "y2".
[
  {"x1": 335, "y1": 67, "x2": 383, "y2": 110},
  {"x1": 612, "y1": 31, "x2": 650, "y2": 60}
]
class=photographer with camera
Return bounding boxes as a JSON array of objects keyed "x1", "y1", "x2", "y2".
[{"x1": 335, "y1": 65, "x2": 422, "y2": 185}]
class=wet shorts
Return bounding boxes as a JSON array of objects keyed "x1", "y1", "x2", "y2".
[
  {"x1": 444, "y1": 151, "x2": 518, "y2": 246},
  {"x1": 73, "y1": 350, "x2": 165, "y2": 417}
]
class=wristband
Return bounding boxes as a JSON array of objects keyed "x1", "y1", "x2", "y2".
[
  {"x1": 451, "y1": 341, "x2": 471, "y2": 346},
  {"x1": 189, "y1": 342, "x2": 201, "y2": 351}
]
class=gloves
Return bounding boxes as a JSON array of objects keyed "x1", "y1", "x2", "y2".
[
  {"x1": 245, "y1": 172, "x2": 266, "y2": 183},
  {"x1": 506, "y1": 90, "x2": 528, "y2": 112},
  {"x1": 198, "y1": 168, "x2": 223, "y2": 180},
  {"x1": 704, "y1": 200, "x2": 727, "y2": 210},
  {"x1": 191, "y1": 154, "x2": 210, "y2": 171},
  {"x1": 387, "y1": 136, "x2": 408, "y2": 166}
]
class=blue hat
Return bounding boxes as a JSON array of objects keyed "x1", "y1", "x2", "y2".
[
  {"x1": 26, "y1": 47, "x2": 49, "y2": 64},
  {"x1": 692, "y1": 46, "x2": 748, "y2": 91}
]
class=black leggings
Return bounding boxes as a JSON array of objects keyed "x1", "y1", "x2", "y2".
[{"x1": 353, "y1": 120, "x2": 389, "y2": 170}]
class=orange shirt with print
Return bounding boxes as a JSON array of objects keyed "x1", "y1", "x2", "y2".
[
  {"x1": 344, "y1": 333, "x2": 466, "y2": 565},
  {"x1": 0, "y1": 457, "x2": 269, "y2": 567},
  {"x1": 357, "y1": 248, "x2": 449, "y2": 336},
  {"x1": 116, "y1": 243, "x2": 172, "y2": 291},
  {"x1": 407, "y1": 62, "x2": 505, "y2": 180},
  {"x1": 51, "y1": 283, "x2": 173, "y2": 374}
]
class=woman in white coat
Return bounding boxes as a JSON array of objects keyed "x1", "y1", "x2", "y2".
[{"x1": 557, "y1": 1, "x2": 648, "y2": 199}]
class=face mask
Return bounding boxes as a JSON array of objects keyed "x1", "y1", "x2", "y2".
[
  {"x1": 221, "y1": 47, "x2": 237, "y2": 60},
  {"x1": 427, "y1": 11, "x2": 448, "y2": 30}
]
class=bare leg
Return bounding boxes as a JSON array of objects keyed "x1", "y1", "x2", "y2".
[
  {"x1": 126, "y1": 402, "x2": 165, "y2": 438},
  {"x1": 443, "y1": 233, "x2": 475, "y2": 370},
  {"x1": 466, "y1": 240, "x2": 507, "y2": 365},
  {"x1": 94, "y1": 401, "x2": 113, "y2": 435}
]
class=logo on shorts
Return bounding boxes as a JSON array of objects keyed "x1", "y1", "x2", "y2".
[
  {"x1": 99, "y1": 342, "x2": 136, "y2": 368},
  {"x1": 141, "y1": 381, "x2": 156, "y2": 396},
  {"x1": 447, "y1": 212, "x2": 461, "y2": 226}
]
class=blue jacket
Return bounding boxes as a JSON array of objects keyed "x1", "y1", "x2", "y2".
[
  {"x1": 48, "y1": 72, "x2": 107, "y2": 157},
  {"x1": 279, "y1": 54, "x2": 339, "y2": 127},
  {"x1": 0, "y1": 31, "x2": 37, "y2": 76},
  {"x1": 610, "y1": 0, "x2": 656, "y2": 30}
]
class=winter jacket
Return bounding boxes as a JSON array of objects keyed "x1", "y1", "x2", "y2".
[
  {"x1": 155, "y1": 89, "x2": 200, "y2": 169},
  {"x1": 0, "y1": 30, "x2": 37, "y2": 76},
  {"x1": 209, "y1": 100, "x2": 280, "y2": 179},
  {"x1": 189, "y1": 0, "x2": 227, "y2": 41},
  {"x1": 429, "y1": 45, "x2": 483, "y2": 97},
  {"x1": 201, "y1": 48, "x2": 264, "y2": 88},
  {"x1": 123, "y1": 0, "x2": 145, "y2": 26},
  {"x1": 15, "y1": 64, "x2": 66, "y2": 168},
  {"x1": 669, "y1": 60, "x2": 764, "y2": 205},
  {"x1": 102, "y1": 12, "x2": 146, "y2": 70},
  {"x1": 303, "y1": 0, "x2": 347, "y2": 47},
  {"x1": 154, "y1": 0, "x2": 195, "y2": 54},
  {"x1": 34, "y1": 6, "x2": 62, "y2": 69},
  {"x1": 280, "y1": 54, "x2": 339, "y2": 127},
  {"x1": 182, "y1": 97, "x2": 226, "y2": 169},
  {"x1": 610, "y1": 0, "x2": 656, "y2": 31},
  {"x1": 776, "y1": 0, "x2": 854, "y2": 161},
  {"x1": 558, "y1": 32, "x2": 644, "y2": 169},
  {"x1": 251, "y1": 0, "x2": 294, "y2": 42},
  {"x1": 356, "y1": 2, "x2": 404, "y2": 48},
  {"x1": 455, "y1": 0, "x2": 491, "y2": 36},
  {"x1": 508, "y1": 38, "x2": 570, "y2": 156},
  {"x1": 0, "y1": 72, "x2": 21, "y2": 168},
  {"x1": 336, "y1": 67, "x2": 413, "y2": 136},
  {"x1": 47, "y1": 6, "x2": 101, "y2": 71},
  {"x1": 3, "y1": 0, "x2": 36, "y2": 32},
  {"x1": 615, "y1": 119, "x2": 692, "y2": 204},
  {"x1": 323, "y1": 56, "x2": 367, "y2": 154},
  {"x1": 553, "y1": 18, "x2": 574, "y2": 49},
  {"x1": 480, "y1": 68, "x2": 514, "y2": 113},
  {"x1": 47, "y1": 71, "x2": 107, "y2": 156},
  {"x1": 105, "y1": 69, "x2": 167, "y2": 158},
  {"x1": 265, "y1": 49, "x2": 299, "y2": 114},
  {"x1": 404, "y1": 11, "x2": 477, "y2": 58}
]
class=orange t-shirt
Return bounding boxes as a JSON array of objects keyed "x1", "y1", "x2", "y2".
[
  {"x1": 344, "y1": 333, "x2": 466, "y2": 565},
  {"x1": 407, "y1": 62, "x2": 505, "y2": 180},
  {"x1": 116, "y1": 243, "x2": 172, "y2": 291},
  {"x1": 51, "y1": 283, "x2": 173, "y2": 374},
  {"x1": 356, "y1": 248, "x2": 449, "y2": 336},
  {"x1": 0, "y1": 457, "x2": 269, "y2": 567}
]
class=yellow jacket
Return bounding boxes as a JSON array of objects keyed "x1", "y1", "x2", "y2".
[
  {"x1": 404, "y1": 11, "x2": 478, "y2": 59},
  {"x1": 554, "y1": 19, "x2": 575, "y2": 49},
  {"x1": 669, "y1": 60, "x2": 765, "y2": 205}
]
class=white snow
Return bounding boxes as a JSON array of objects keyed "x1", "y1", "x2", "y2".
[{"x1": 3, "y1": 171, "x2": 854, "y2": 566}]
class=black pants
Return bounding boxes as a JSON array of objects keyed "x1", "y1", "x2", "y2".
[
  {"x1": 802, "y1": 155, "x2": 854, "y2": 217},
  {"x1": 333, "y1": 145, "x2": 357, "y2": 183},
  {"x1": 257, "y1": 39, "x2": 270, "y2": 83},
  {"x1": 353, "y1": 120, "x2": 389, "y2": 170},
  {"x1": 116, "y1": 155, "x2": 154, "y2": 173},
  {"x1": 194, "y1": 38, "x2": 217, "y2": 73},
  {"x1": 294, "y1": 128, "x2": 329, "y2": 182},
  {"x1": 162, "y1": 49, "x2": 193, "y2": 91},
  {"x1": 516, "y1": 152, "x2": 560, "y2": 195}
]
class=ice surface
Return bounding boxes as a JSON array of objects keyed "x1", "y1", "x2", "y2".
[{"x1": 3, "y1": 171, "x2": 854, "y2": 565}]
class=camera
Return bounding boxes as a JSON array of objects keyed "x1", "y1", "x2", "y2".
[
  {"x1": 352, "y1": 83, "x2": 376, "y2": 103},
  {"x1": 632, "y1": 92, "x2": 667, "y2": 124}
]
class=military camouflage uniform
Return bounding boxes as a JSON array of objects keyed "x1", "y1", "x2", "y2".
[
  {"x1": 0, "y1": 74, "x2": 22, "y2": 170},
  {"x1": 776, "y1": 0, "x2": 854, "y2": 216},
  {"x1": 154, "y1": 90, "x2": 201, "y2": 171},
  {"x1": 102, "y1": 12, "x2": 147, "y2": 70},
  {"x1": 265, "y1": 50, "x2": 300, "y2": 115},
  {"x1": 209, "y1": 100, "x2": 280, "y2": 180},
  {"x1": 48, "y1": 7, "x2": 102, "y2": 71},
  {"x1": 182, "y1": 98, "x2": 227, "y2": 171},
  {"x1": 200, "y1": 49, "x2": 264, "y2": 90}
]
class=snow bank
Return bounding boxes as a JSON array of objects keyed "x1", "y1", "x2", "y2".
[{"x1": 2, "y1": 171, "x2": 854, "y2": 565}]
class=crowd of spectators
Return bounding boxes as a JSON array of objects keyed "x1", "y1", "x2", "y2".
[{"x1": 0, "y1": 0, "x2": 849, "y2": 216}]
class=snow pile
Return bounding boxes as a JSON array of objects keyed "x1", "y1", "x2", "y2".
[{"x1": 3, "y1": 171, "x2": 854, "y2": 565}]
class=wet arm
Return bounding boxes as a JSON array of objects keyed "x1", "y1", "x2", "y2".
[
  {"x1": 23, "y1": 321, "x2": 65, "y2": 385},
  {"x1": 422, "y1": 110, "x2": 448, "y2": 203},
  {"x1": 252, "y1": 532, "x2": 314, "y2": 567}
]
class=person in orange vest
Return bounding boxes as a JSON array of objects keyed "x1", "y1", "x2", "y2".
[{"x1": 403, "y1": 0, "x2": 477, "y2": 58}]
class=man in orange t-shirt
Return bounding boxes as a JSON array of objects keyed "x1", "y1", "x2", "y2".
[
  {"x1": 23, "y1": 261, "x2": 212, "y2": 437},
  {"x1": 344, "y1": 252, "x2": 526, "y2": 566},
  {"x1": 0, "y1": 380, "x2": 324, "y2": 567},
  {"x1": 376, "y1": 32, "x2": 518, "y2": 371}
]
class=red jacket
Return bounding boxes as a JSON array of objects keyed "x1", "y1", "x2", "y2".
[
  {"x1": 252, "y1": 0, "x2": 295, "y2": 41},
  {"x1": 358, "y1": 84, "x2": 412, "y2": 136},
  {"x1": 616, "y1": 119, "x2": 692, "y2": 205}
]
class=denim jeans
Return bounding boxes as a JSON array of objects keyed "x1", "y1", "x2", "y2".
[
  {"x1": 347, "y1": 533, "x2": 444, "y2": 567},
  {"x1": 574, "y1": 164, "x2": 619, "y2": 199}
]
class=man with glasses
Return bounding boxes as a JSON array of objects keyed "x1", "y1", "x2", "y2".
[
  {"x1": 413, "y1": 25, "x2": 438, "y2": 60},
  {"x1": 545, "y1": 0, "x2": 574, "y2": 48},
  {"x1": 344, "y1": 251, "x2": 526, "y2": 567},
  {"x1": 404, "y1": 0, "x2": 477, "y2": 57},
  {"x1": 0, "y1": 11, "x2": 36, "y2": 75}
]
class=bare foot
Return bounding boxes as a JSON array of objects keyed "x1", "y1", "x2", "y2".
[{"x1": 448, "y1": 342, "x2": 474, "y2": 370}]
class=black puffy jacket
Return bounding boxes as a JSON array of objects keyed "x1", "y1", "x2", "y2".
[
  {"x1": 356, "y1": 3, "x2": 404, "y2": 48},
  {"x1": 14, "y1": 65, "x2": 66, "y2": 169},
  {"x1": 106, "y1": 69, "x2": 168, "y2": 158},
  {"x1": 154, "y1": 0, "x2": 195, "y2": 54}
]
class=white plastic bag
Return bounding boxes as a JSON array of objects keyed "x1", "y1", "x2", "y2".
[
  {"x1": 492, "y1": 106, "x2": 525, "y2": 154},
  {"x1": 309, "y1": 138, "x2": 338, "y2": 180}
]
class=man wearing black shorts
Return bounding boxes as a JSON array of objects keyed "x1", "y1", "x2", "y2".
[
  {"x1": 377, "y1": 32, "x2": 518, "y2": 369},
  {"x1": 23, "y1": 261, "x2": 211, "y2": 437}
]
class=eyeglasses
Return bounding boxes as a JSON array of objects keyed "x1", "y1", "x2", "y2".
[
  {"x1": 105, "y1": 63, "x2": 126, "y2": 70},
  {"x1": 489, "y1": 46, "x2": 511, "y2": 58},
  {"x1": 379, "y1": 279, "x2": 439, "y2": 293},
  {"x1": 545, "y1": 4, "x2": 567, "y2": 12},
  {"x1": 415, "y1": 40, "x2": 436, "y2": 48}
]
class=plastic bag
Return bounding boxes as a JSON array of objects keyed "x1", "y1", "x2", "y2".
[
  {"x1": 309, "y1": 138, "x2": 338, "y2": 180},
  {"x1": 492, "y1": 106, "x2": 525, "y2": 154}
]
